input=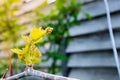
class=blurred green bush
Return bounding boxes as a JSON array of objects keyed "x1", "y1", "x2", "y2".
[{"x1": 0, "y1": 0, "x2": 91, "y2": 77}]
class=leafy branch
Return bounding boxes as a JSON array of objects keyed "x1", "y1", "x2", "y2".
[
  {"x1": 1, "y1": 26, "x2": 78, "y2": 80},
  {"x1": 32, "y1": 0, "x2": 84, "y2": 75},
  {"x1": 11, "y1": 27, "x2": 53, "y2": 66}
]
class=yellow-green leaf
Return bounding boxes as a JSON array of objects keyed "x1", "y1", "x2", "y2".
[
  {"x1": 32, "y1": 37, "x2": 43, "y2": 44},
  {"x1": 32, "y1": 58, "x2": 40, "y2": 64},
  {"x1": 30, "y1": 44, "x2": 42, "y2": 57},
  {"x1": 18, "y1": 54, "x2": 26, "y2": 63},
  {"x1": 11, "y1": 48, "x2": 22, "y2": 54},
  {"x1": 22, "y1": 44, "x2": 30, "y2": 54},
  {"x1": 22, "y1": 35, "x2": 29, "y2": 43},
  {"x1": 30, "y1": 27, "x2": 46, "y2": 44},
  {"x1": 11, "y1": 26, "x2": 53, "y2": 65}
]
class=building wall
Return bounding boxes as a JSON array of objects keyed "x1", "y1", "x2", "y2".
[{"x1": 67, "y1": 0, "x2": 120, "y2": 80}]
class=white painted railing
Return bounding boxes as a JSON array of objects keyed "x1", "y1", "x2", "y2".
[{"x1": 104, "y1": 0, "x2": 120, "y2": 78}]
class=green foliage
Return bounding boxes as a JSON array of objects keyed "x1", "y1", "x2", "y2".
[
  {"x1": 0, "y1": 0, "x2": 91, "y2": 77},
  {"x1": 0, "y1": 60, "x2": 8, "y2": 76},
  {"x1": 11, "y1": 27, "x2": 53, "y2": 65},
  {"x1": 85, "y1": 13, "x2": 92, "y2": 20},
  {"x1": 0, "y1": 0, "x2": 23, "y2": 44},
  {"x1": 0, "y1": 0, "x2": 48, "y2": 77},
  {"x1": 32, "y1": 0, "x2": 86, "y2": 74},
  {"x1": 0, "y1": 0, "x2": 24, "y2": 77}
]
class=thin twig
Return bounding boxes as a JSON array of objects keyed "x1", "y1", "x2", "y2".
[
  {"x1": 6, "y1": 48, "x2": 12, "y2": 76},
  {"x1": 6, "y1": 70, "x2": 79, "y2": 80},
  {"x1": 2, "y1": 69, "x2": 8, "y2": 78}
]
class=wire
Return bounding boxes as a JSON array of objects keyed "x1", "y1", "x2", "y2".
[{"x1": 104, "y1": 0, "x2": 120, "y2": 78}]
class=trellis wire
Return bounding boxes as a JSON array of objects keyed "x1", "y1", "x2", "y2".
[{"x1": 104, "y1": 0, "x2": 120, "y2": 78}]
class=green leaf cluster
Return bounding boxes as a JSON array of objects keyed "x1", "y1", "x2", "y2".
[
  {"x1": 32, "y1": 0, "x2": 85, "y2": 74},
  {"x1": 0, "y1": 0, "x2": 24, "y2": 44},
  {"x1": 11, "y1": 27, "x2": 53, "y2": 65}
]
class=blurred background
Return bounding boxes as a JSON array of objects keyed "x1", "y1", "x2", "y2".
[{"x1": 0, "y1": 0, "x2": 120, "y2": 80}]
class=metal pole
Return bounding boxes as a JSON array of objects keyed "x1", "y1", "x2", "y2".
[{"x1": 104, "y1": 0, "x2": 120, "y2": 78}]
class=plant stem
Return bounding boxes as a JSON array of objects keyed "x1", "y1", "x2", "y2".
[{"x1": 52, "y1": 58, "x2": 57, "y2": 74}]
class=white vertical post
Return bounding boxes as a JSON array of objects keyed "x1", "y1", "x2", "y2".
[{"x1": 104, "y1": 0, "x2": 120, "y2": 78}]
